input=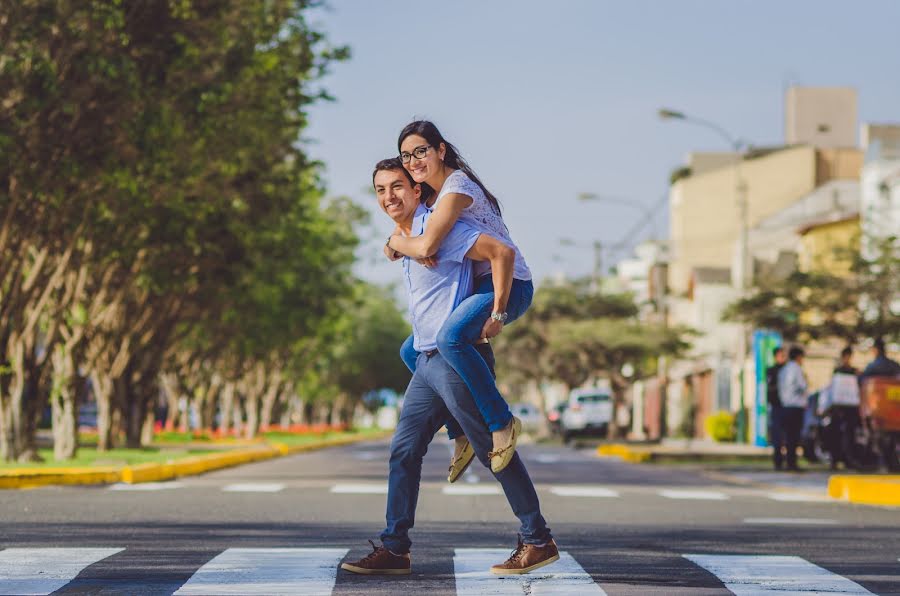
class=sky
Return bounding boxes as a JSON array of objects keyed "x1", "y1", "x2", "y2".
[{"x1": 303, "y1": 0, "x2": 900, "y2": 290}]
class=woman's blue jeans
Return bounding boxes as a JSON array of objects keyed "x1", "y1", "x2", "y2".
[{"x1": 400, "y1": 275, "x2": 534, "y2": 438}]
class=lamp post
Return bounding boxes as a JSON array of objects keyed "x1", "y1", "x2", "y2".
[{"x1": 659, "y1": 107, "x2": 751, "y2": 443}]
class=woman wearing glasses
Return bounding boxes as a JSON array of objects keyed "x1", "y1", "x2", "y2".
[{"x1": 386, "y1": 120, "x2": 534, "y2": 478}]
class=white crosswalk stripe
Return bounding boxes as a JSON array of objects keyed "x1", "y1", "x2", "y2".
[
  {"x1": 329, "y1": 483, "x2": 388, "y2": 494},
  {"x1": 222, "y1": 483, "x2": 285, "y2": 493},
  {"x1": 453, "y1": 548, "x2": 606, "y2": 595},
  {"x1": 743, "y1": 517, "x2": 839, "y2": 525},
  {"x1": 659, "y1": 489, "x2": 729, "y2": 500},
  {"x1": 108, "y1": 481, "x2": 184, "y2": 491},
  {"x1": 442, "y1": 485, "x2": 502, "y2": 495},
  {"x1": 550, "y1": 486, "x2": 619, "y2": 498},
  {"x1": 684, "y1": 554, "x2": 874, "y2": 595},
  {"x1": 173, "y1": 548, "x2": 347, "y2": 595},
  {"x1": 0, "y1": 547, "x2": 124, "y2": 595}
]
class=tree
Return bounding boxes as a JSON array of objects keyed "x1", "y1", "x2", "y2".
[
  {"x1": 723, "y1": 235, "x2": 899, "y2": 343},
  {"x1": 495, "y1": 279, "x2": 692, "y2": 438}
]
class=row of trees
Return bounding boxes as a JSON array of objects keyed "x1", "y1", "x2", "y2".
[
  {"x1": 494, "y1": 279, "x2": 693, "y2": 437},
  {"x1": 724, "y1": 235, "x2": 900, "y2": 344},
  {"x1": 0, "y1": 1, "x2": 409, "y2": 462}
]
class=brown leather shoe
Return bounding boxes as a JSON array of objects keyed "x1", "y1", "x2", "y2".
[
  {"x1": 491, "y1": 538, "x2": 560, "y2": 575},
  {"x1": 448, "y1": 436, "x2": 475, "y2": 483},
  {"x1": 340, "y1": 540, "x2": 411, "y2": 575}
]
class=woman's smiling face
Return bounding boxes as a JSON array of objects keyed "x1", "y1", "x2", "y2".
[{"x1": 400, "y1": 134, "x2": 444, "y2": 184}]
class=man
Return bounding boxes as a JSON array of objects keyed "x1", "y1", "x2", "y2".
[
  {"x1": 766, "y1": 346, "x2": 788, "y2": 470},
  {"x1": 777, "y1": 345, "x2": 808, "y2": 472},
  {"x1": 340, "y1": 159, "x2": 558, "y2": 576},
  {"x1": 821, "y1": 346, "x2": 861, "y2": 469},
  {"x1": 860, "y1": 338, "x2": 900, "y2": 382}
]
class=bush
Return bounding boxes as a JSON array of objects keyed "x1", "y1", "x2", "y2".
[{"x1": 705, "y1": 411, "x2": 736, "y2": 442}]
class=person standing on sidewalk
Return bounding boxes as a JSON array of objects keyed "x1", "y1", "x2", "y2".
[
  {"x1": 767, "y1": 346, "x2": 788, "y2": 470},
  {"x1": 777, "y1": 346, "x2": 808, "y2": 472},
  {"x1": 339, "y1": 159, "x2": 558, "y2": 577},
  {"x1": 822, "y1": 346, "x2": 861, "y2": 469}
]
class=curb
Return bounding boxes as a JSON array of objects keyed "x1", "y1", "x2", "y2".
[
  {"x1": 0, "y1": 432, "x2": 392, "y2": 489},
  {"x1": 596, "y1": 444, "x2": 652, "y2": 463},
  {"x1": 827, "y1": 475, "x2": 900, "y2": 507}
]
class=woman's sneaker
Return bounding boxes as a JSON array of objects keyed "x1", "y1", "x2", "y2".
[
  {"x1": 491, "y1": 538, "x2": 559, "y2": 575},
  {"x1": 340, "y1": 540, "x2": 411, "y2": 575},
  {"x1": 489, "y1": 417, "x2": 522, "y2": 473},
  {"x1": 448, "y1": 436, "x2": 475, "y2": 483}
]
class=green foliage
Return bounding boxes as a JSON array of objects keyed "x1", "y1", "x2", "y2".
[
  {"x1": 495, "y1": 278, "x2": 693, "y2": 388},
  {"x1": 704, "y1": 411, "x2": 736, "y2": 442},
  {"x1": 723, "y1": 235, "x2": 899, "y2": 342}
]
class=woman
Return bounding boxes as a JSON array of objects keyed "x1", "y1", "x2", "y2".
[{"x1": 386, "y1": 120, "x2": 534, "y2": 477}]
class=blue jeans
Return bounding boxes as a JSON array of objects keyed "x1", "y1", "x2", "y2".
[
  {"x1": 380, "y1": 350, "x2": 552, "y2": 554},
  {"x1": 400, "y1": 276, "x2": 534, "y2": 436}
]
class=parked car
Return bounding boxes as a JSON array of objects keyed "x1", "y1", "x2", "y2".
[
  {"x1": 547, "y1": 402, "x2": 568, "y2": 437},
  {"x1": 510, "y1": 403, "x2": 542, "y2": 433},
  {"x1": 560, "y1": 388, "x2": 613, "y2": 441}
]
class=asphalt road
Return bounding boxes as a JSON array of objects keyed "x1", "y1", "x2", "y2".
[{"x1": 2, "y1": 436, "x2": 899, "y2": 595}]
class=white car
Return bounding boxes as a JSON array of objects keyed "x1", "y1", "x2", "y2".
[{"x1": 560, "y1": 388, "x2": 613, "y2": 440}]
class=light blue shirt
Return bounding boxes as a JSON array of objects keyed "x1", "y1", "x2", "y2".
[
  {"x1": 777, "y1": 360, "x2": 808, "y2": 408},
  {"x1": 403, "y1": 204, "x2": 481, "y2": 352}
]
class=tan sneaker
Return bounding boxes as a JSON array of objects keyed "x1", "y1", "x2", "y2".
[
  {"x1": 489, "y1": 416, "x2": 522, "y2": 473},
  {"x1": 491, "y1": 538, "x2": 559, "y2": 575},
  {"x1": 448, "y1": 436, "x2": 475, "y2": 483},
  {"x1": 340, "y1": 540, "x2": 411, "y2": 575}
]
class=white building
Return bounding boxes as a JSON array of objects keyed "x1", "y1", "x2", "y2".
[{"x1": 860, "y1": 124, "x2": 900, "y2": 257}]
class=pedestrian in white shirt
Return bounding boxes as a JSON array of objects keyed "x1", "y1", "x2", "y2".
[{"x1": 776, "y1": 346, "x2": 808, "y2": 471}]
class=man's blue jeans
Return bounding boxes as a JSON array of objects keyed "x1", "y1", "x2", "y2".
[
  {"x1": 380, "y1": 349, "x2": 552, "y2": 554},
  {"x1": 399, "y1": 276, "x2": 534, "y2": 435}
]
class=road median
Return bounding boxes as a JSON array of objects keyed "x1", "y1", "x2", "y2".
[
  {"x1": 2, "y1": 430, "x2": 391, "y2": 489},
  {"x1": 828, "y1": 474, "x2": 900, "y2": 507},
  {"x1": 596, "y1": 441, "x2": 769, "y2": 464}
]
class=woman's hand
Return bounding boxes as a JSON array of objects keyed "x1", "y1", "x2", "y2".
[
  {"x1": 384, "y1": 243, "x2": 402, "y2": 261},
  {"x1": 415, "y1": 256, "x2": 438, "y2": 268},
  {"x1": 481, "y1": 317, "x2": 504, "y2": 339}
]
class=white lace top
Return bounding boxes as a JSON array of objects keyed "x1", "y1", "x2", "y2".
[{"x1": 433, "y1": 170, "x2": 532, "y2": 280}]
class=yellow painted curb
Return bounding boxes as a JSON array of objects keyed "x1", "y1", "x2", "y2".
[
  {"x1": 596, "y1": 444, "x2": 652, "y2": 463},
  {"x1": 0, "y1": 466, "x2": 120, "y2": 489},
  {"x1": 827, "y1": 475, "x2": 900, "y2": 507},
  {"x1": 1, "y1": 431, "x2": 393, "y2": 489}
]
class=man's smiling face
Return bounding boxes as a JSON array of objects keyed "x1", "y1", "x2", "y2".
[{"x1": 374, "y1": 167, "x2": 421, "y2": 224}]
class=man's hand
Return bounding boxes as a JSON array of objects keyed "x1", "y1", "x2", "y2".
[
  {"x1": 384, "y1": 243, "x2": 402, "y2": 261},
  {"x1": 481, "y1": 317, "x2": 504, "y2": 339},
  {"x1": 415, "y1": 256, "x2": 438, "y2": 268}
]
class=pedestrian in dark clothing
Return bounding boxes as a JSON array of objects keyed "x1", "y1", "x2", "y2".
[
  {"x1": 860, "y1": 338, "x2": 900, "y2": 382},
  {"x1": 767, "y1": 346, "x2": 788, "y2": 470},
  {"x1": 777, "y1": 346, "x2": 808, "y2": 472}
]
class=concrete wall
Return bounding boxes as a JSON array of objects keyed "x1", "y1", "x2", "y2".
[
  {"x1": 669, "y1": 145, "x2": 818, "y2": 295},
  {"x1": 785, "y1": 86, "x2": 858, "y2": 149}
]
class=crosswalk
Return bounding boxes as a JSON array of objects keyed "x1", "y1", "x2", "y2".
[
  {"x1": 0, "y1": 547, "x2": 886, "y2": 595},
  {"x1": 110, "y1": 481, "x2": 834, "y2": 504}
]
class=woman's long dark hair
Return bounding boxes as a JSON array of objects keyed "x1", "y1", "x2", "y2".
[{"x1": 398, "y1": 120, "x2": 502, "y2": 215}]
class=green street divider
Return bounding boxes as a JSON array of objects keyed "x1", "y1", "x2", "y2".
[
  {"x1": 827, "y1": 474, "x2": 900, "y2": 507},
  {"x1": 0, "y1": 431, "x2": 392, "y2": 489}
]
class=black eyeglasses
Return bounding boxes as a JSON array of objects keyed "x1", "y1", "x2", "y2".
[{"x1": 399, "y1": 145, "x2": 432, "y2": 164}]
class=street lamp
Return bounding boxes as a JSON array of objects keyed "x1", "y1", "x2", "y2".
[
  {"x1": 558, "y1": 237, "x2": 604, "y2": 290},
  {"x1": 659, "y1": 106, "x2": 751, "y2": 442}
]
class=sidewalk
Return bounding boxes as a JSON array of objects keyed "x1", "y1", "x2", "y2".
[{"x1": 596, "y1": 438, "x2": 770, "y2": 463}]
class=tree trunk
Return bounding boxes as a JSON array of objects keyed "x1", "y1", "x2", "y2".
[
  {"x1": 219, "y1": 382, "x2": 236, "y2": 435},
  {"x1": 50, "y1": 344, "x2": 78, "y2": 460},
  {"x1": 93, "y1": 372, "x2": 115, "y2": 451}
]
